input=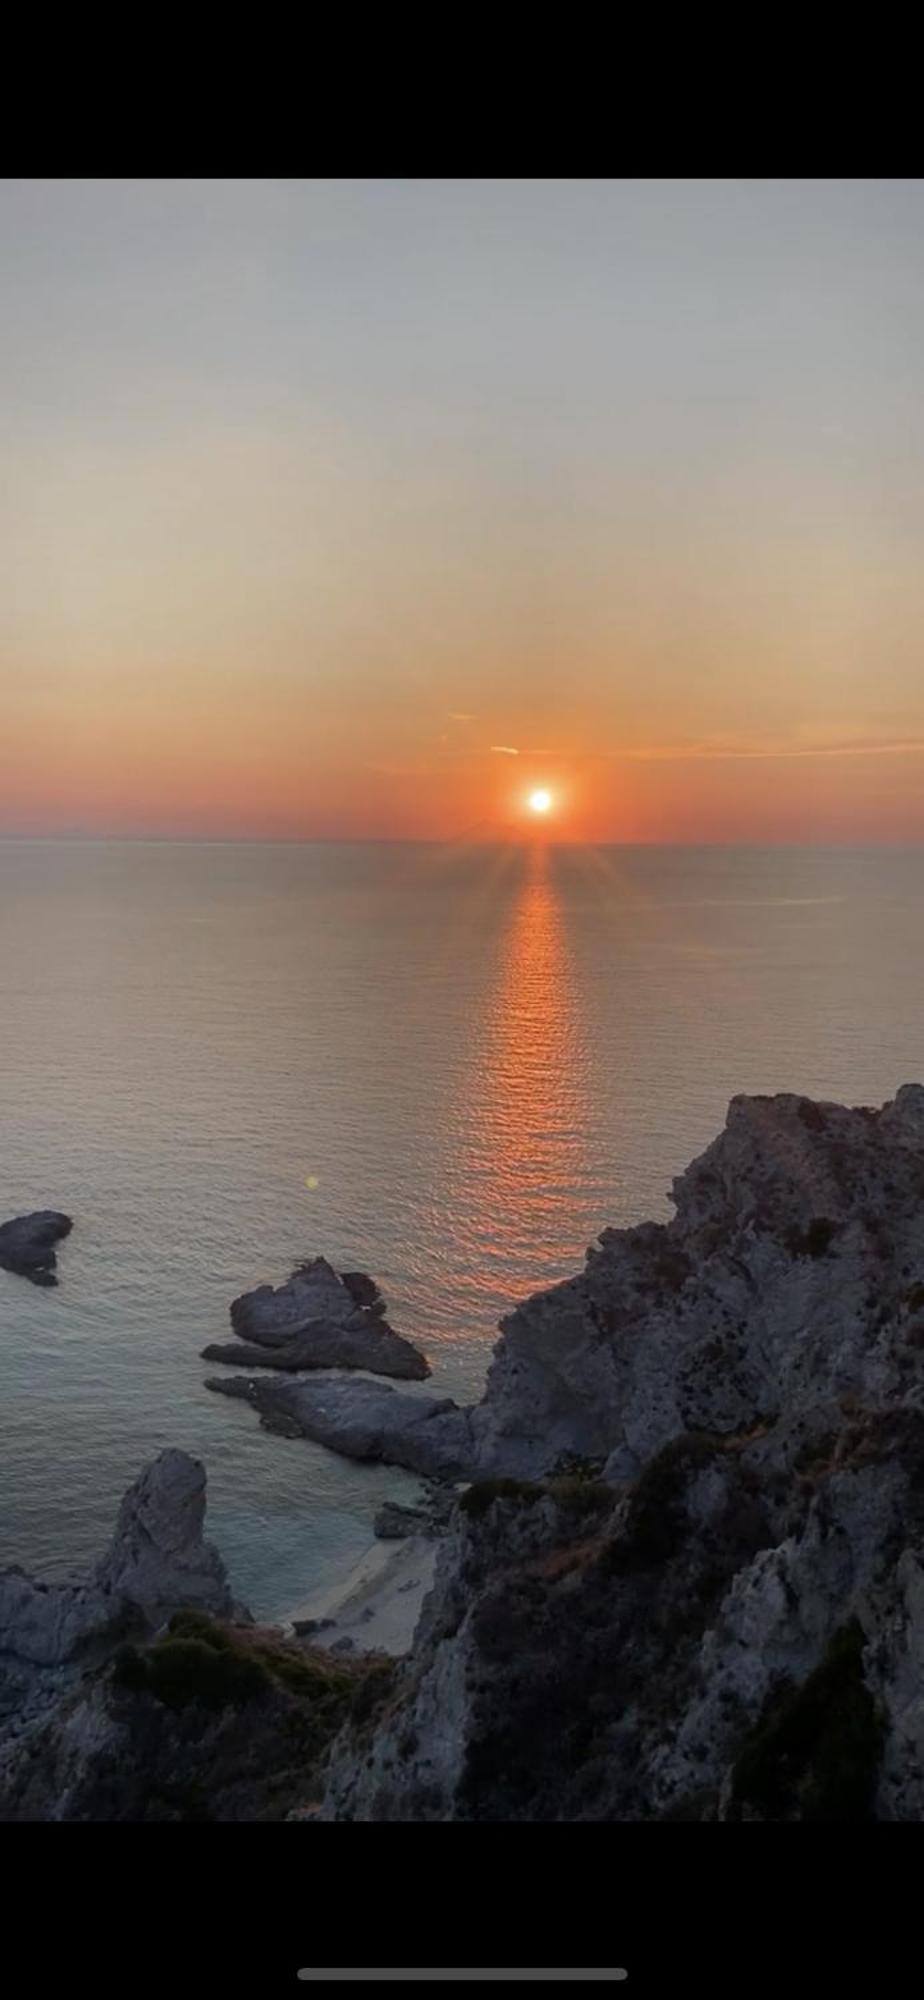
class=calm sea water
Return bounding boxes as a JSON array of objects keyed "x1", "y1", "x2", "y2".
[{"x1": 2, "y1": 839, "x2": 923, "y2": 1617}]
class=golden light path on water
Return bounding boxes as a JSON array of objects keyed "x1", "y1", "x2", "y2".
[
  {"x1": 447, "y1": 841, "x2": 593, "y2": 1305},
  {"x1": 4, "y1": 834, "x2": 907, "y2": 1621}
]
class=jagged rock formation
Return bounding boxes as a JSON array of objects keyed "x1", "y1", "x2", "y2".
[
  {"x1": 202, "y1": 1256, "x2": 430, "y2": 1380},
  {"x1": 319, "y1": 1086, "x2": 924, "y2": 1820},
  {"x1": 0, "y1": 1452, "x2": 394, "y2": 1821},
  {"x1": 206, "y1": 1372, "x2": 474, "y2": 1479},
  {"x1": 0, "y1": 1606, "x2": 393, "y2": 1822},
  {"x1": 0, "y1": 1210, "x2": 72, "y2": 1286},
  {"x1": 0, "y1": 1450, "x2": 233, "y2": 1753},
  {"x1": 11, "y1": 1085, "x2": 924, "y2": 1820},
  {"x1": 467, "y1": 1085, "x2": 924, "y2": 1478}
]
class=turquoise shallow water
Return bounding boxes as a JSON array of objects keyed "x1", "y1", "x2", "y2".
[{"x1": 2, "y1": 839, "x2": 923, "y2": 1617}]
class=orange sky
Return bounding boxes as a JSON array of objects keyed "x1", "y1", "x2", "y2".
[{"x1": 4, "y1": 179, "x2": 924, "y2": 844}]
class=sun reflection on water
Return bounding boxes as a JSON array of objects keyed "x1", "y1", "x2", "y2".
[{"x1": 454, "y1": 844, "x2": 592, "y2": 1300}]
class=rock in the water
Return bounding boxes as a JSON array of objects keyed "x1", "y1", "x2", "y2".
[
  {"x1": 0, "y1": 1211, "x2": 72, "y2": 1287},
  {"x1": 16, "y1": 1084, "x2": 924, "y2": 1822},
  {"x1": 94, "y1": 1448, "x2": 233, "y2": 1628},
  {"x1": 0, "y1": 1449, "x2": 233, "y2": 1755},
  {"x1": 374, "y1": 1489, "x2": 458, "y2": 1540},
  {"x1": 203, "y1": 1256, "x2": 430, "y2": 1380},
  {"x1": 206, "y1": 1372, "x2": 475, "y2": 1480}
]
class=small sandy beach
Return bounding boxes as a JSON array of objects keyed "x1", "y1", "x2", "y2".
[{"x1": 282, "y1": 1535, "x2": 439, "y2": 1657}]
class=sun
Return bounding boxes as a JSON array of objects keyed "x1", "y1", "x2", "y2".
[{"x1": 528, "y1": 788, "x2": 553, "y2": 815}]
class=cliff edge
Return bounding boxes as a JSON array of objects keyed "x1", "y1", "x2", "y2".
[{"x1": 321, "y1": 1085, "x2": 924, "y2": 1820}]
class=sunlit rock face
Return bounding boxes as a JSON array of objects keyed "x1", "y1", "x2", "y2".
[{"x1": 321, "y1": 1087, "x2": 924, "y2": 1821}]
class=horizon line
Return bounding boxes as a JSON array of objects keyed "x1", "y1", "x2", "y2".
[{"x1": 4, "y1": 833, "x2": 924, "y2": 851}]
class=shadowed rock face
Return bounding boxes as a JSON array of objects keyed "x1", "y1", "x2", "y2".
[
  {"x1": 94, "y1": 1449, "x2": 233, "y2": 1626},
  {"x1": 13, "y1": 1085, "x2": 924, "y2": 1821},
  {"x1": 0, "y1": 1449, "x2": 233, "y2": 1760},
  {"x1": 207, "y1": 1373, "x2": 475, "y2": 1481},
  {"x1": 470, "y1": 1083, "x2": 924, "y2": 1477},
  {"x1": 318, "y1": 1085, "x2": 924, "y2": 1821},
  {"x1": 0, "y1": 1452, "x2": 392, "y2": 1823},
  {"x1": 202, "y1": 1256, "x2": 430, "y2": 1380},
  {"x1": 0, "y1": 1608, "x2": 390, "y2": 1823},
  {"x1": 0, "y1": 1211, "x2": 72, "y2": 1287}
]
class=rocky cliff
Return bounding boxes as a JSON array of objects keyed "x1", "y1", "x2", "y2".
[
  {"x1": 8, "y1": 1085, "x2": 924, "y2": 1820},
  {"x1": 320, "y1": 1085, "x2": 924, "y2": 1819},
  {"x1": 0, "y1": 1450, "x2": 391, "y2": 1820}
]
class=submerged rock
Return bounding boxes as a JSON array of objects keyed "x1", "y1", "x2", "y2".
[
  {"x1": 206, "y1": 1372, "x2": 475, "y2": 1480},
  {"x1": 202, "y1": 1256, "x2": 430, "y2": 1380},
  {"x1": 0, "y1": 1211, "x2": 72, "y2": 1287}
]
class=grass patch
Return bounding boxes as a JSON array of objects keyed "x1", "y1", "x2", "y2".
[
  {"x1": 255, "y1": 1646, "x2": 352, "y2": 1701},
  {"x1": 113, "y1": 1635, "x2": 269, "y2": 1712},
  {"x1": 112, "y1": 1610, "x2": 356, "y2": 1714}
]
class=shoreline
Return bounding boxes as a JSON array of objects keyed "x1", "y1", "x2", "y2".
[{"x1": 281, "y1": 1534, "x2": 439, "y2": 1658}]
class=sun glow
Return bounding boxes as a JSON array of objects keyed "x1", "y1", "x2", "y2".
[{"x1": 528, "y1": 788, "x2": 553, "y2": 815}]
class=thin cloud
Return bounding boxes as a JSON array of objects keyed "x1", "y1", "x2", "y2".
[
  {"x1": 620, "y1": 736, "x2": 924, "y2": 764},
  {"x1": 448, "y1": 712, "x2": 476, "y2": 723},
  {"x1": 490, "y1": 745, "x2": 520, "y2": 756}
]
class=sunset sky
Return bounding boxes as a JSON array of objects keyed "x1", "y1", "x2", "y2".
[{"x1": 3, "y1": 178, "x2": 924, "y2": 842}]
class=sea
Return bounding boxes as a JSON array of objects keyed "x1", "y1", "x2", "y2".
[{"x1": 2, "y1": 838, "x2": 922, "y2": 1618}]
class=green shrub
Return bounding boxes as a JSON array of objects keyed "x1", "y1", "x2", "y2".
[
  {"x1": 112, "y1": 1609, "x2": 366, "y2": 1716},
  {"x1": 348, "y1": 1659, "x2": 397, "y2": 1727},
  {"x1": 459, "y1": 1477, "x2": 543, "y2": 1520},
  {"x1": 113, "y1": 1630, "x2": 269, "y2": 1712},
  {"x1": 255, "y1": 1647, "x2": 351, "y2": 1701},
  {"x1": 731, "y1": 1620, "x2": 884, "y2": 1821},
  {"x1": 143, "y1": 1637, "x2": 270, "y2": 1711},
  {"x1": 601, "y1": 1433, "x2": 719, "y2": 1574},
  {"x1": 166, "y1": 1608, "x2": 234, "y2": 1650},
  {"x1": 546, "y1": 1477, "x2": 613, "y2": 1518},
  {"x1": 549, "y1": 1451, "x2": 605, "y2": 1481}
]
